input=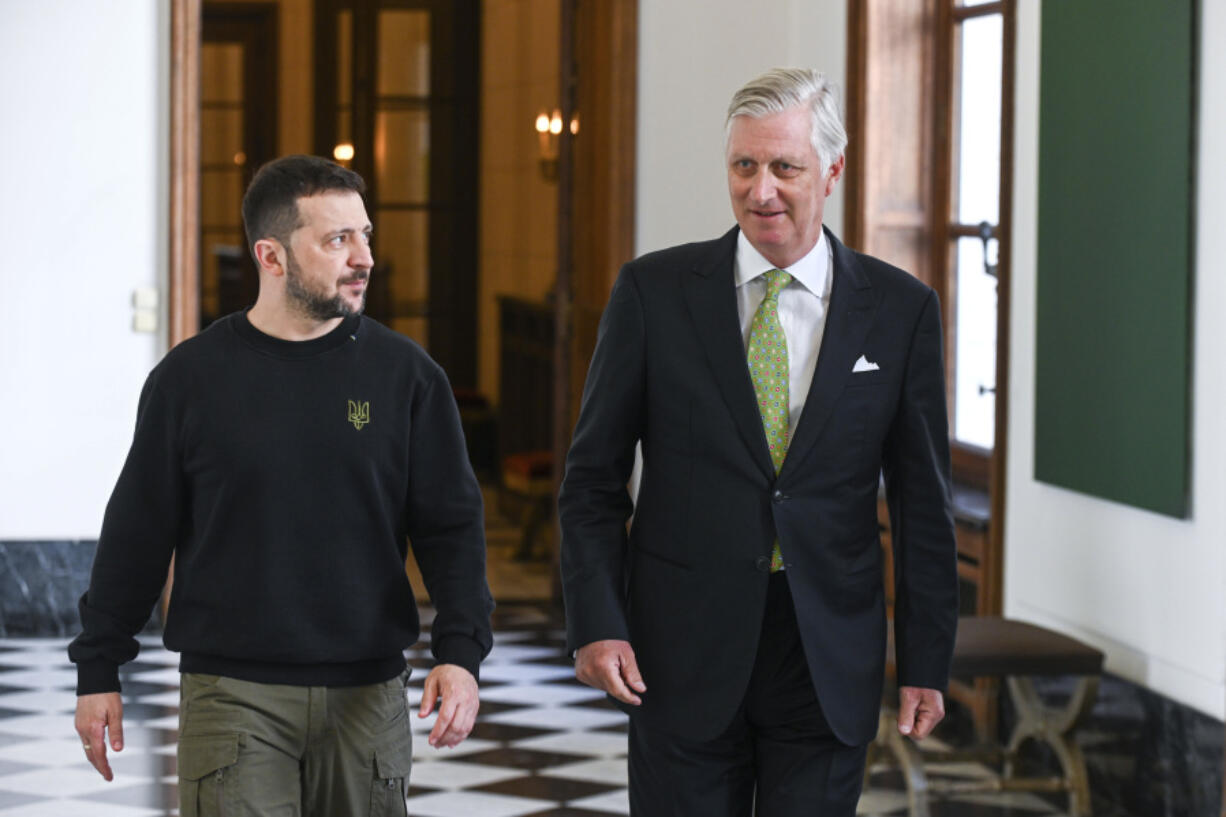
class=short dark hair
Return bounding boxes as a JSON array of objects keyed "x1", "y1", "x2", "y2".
[{"x1": 241, "y1": 155, "x2": 366, "y2": 259}]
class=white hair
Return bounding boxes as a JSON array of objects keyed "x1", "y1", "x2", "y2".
[{"x1": 725, "y1": 67, "x2": 848, "y2": 175}]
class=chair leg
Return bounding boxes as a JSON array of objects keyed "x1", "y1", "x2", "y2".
[
  {"x1": 869, "y1": 710, "x2": 932, "y2": 817},
  {"x1": 1004, "y1": 676, "x2": 1098, "y2": 817},
  {"x1": 514, "y1": 500, "x2": 538, "y2": 560},
  {"x1": 514, "y1": 494, "x2": 551, "y2": 561}
]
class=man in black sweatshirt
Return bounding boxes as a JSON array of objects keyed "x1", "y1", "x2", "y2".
[{"x1": 69, "y1": 155, "x2": 493, "y2": 815}]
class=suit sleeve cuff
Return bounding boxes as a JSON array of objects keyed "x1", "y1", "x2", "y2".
[{"x1": 897, "y1": 675, "x2": 950, "y2": 695}]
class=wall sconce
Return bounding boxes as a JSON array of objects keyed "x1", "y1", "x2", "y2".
[
  {"x1": 534, "y1": 109, "x2": 579, "y2": 182},
  {"x1": 333, "y1": 142, "x2": 355, "y2": 164}
]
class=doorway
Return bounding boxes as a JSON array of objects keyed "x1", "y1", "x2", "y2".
[
  {"x1": 168, "y1": 0, "x2": 637, "y2": 606},
  {"x1": 313, "y1": 0, "x2": 481, "y2": 388},
  {"x1": 199, "y1": 2, "x2": 278, "y2": 328}
]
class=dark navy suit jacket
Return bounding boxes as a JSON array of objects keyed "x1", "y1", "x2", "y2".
[{"x1": 559, "y1": 226, "x2": 958, "y2": 746}]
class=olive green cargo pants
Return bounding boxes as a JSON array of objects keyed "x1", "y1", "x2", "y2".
[{"x1": 177, "y1": 672, "x2": 413, "y2": 817}]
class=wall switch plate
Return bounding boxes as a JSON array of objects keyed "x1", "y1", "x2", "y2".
[
  {"x1": 132, "y1": 310, "x2": 158, "y2": 333},
  {"x1": 132, "y1": 286, "x2": 160, "y2": 310}
]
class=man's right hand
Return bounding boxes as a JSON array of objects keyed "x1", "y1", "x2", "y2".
[
  {"x1": 574, "y1": 639, "x2": 647, "y2": 705},
  {"x1": 75, "y1": 692, "x2": 124, "y2": 781}
]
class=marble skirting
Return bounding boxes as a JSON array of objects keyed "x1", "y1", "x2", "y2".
[
  {"x1": 0, "y1": 540, "x2": 100, "y2": 637},
  {"x1": 992, "y1": 673, "x2": 1223, "y2": 817}
]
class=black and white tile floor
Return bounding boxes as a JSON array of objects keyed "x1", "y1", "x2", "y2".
[{"x1": 0, "y1": 606, "x2": 1068, "y2": 816}]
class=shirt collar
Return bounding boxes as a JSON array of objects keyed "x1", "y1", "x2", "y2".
[{"x1": 734, "y1": 229, "x2": 831, "y2": 298}]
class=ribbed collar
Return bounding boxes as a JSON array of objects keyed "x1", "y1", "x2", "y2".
[{"x1": 229, "y1": 311, "x2": 362, "y2": 359}]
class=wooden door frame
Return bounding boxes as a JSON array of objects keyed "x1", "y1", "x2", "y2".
[{"x1": 170, "y1": 0, "x2": 202, "y2": 349}]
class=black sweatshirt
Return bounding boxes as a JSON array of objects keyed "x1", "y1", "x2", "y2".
[{"x1": 69, "y1": 312, "x2": 493, "y2": 694}]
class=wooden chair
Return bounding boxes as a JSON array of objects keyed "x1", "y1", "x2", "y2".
[{"x1": 500, "y1": 451, "x2": 554, "y2": 560}]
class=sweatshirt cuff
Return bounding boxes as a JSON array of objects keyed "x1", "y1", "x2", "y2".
[
  {"x1": 432, "y1": 635, "x2": 485, "y2": 681},
  {"x1": 76, "y1": 660, "x2": 121, "y2": 696}
]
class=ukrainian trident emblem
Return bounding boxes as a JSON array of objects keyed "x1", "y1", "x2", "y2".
[{"x1": 347, "y1": 400, "x2": 370, "y2": 430}]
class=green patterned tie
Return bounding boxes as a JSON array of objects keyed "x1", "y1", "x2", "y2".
[{"x1": 747, "y1": 269, "x2": 792, "y2": 572}]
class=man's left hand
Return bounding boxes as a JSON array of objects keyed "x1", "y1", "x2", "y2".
[
  {"x1": 897, "y1": 686, "x2": 944, "y2": 740},
  {"x1": 419, "y1": 664, "x2": 480, "y2": 748}
]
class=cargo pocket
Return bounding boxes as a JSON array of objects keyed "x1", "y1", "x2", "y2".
[
  {"x1": 178, "y1": 733, "x2": 241, "y2": 817},
  {"x1": 369, "y1": 741, "x2": 413, "y2": 817}
]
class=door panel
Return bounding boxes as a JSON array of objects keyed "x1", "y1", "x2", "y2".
[
  {"x1": 200, "y1": 3, "x2": 278, "y2": 328},
  {"x1": 315, "y1": 0, "x2": 479, "y2": 388}
]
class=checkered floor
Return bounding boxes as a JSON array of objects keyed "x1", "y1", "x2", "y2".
[{"x1": 0, "y1": 607, "x2": 1068, "y2": 816}]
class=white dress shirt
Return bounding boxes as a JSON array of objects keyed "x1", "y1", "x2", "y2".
[{"x1": 734, "y1": 230, "x2": 834, "y2": 436}]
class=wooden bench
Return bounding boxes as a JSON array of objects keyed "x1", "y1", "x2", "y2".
[{"x1": 869, "y1": 617, "x2": 1105, "y2": 816}]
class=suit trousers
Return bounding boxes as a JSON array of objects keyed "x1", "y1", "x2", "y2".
[
  {"x1": 177, "y1": 671, "x2": 413, "y2": 817},
  {"x1": 628, "y1": 573, "x2": 867, "y2": 817}
]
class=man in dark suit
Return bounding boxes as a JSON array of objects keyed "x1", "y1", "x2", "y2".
[{"x1": 558, "y1": 68, "x2": 959, "y2": 815}]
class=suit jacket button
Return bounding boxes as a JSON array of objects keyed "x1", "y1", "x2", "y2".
[
  {"x1": 772, "y1": 489, "x2": 785, "y2": 503},
  {"x1": 755, "y1": 556, "x2": 771, "y2": 572}
]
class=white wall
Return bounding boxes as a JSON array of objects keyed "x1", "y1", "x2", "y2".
[
  {"x1": 0, "y1": 1, "x2": 167, "y2": 539},
  {"x1": 635, "y1": 0, "x2": 846, "y2": 255},
  {"x1": 7, "y1": 2, "x2": 1221, "y2": 720},
  {"x1": 1006, "y1": 2, "x2": 1226, "y2": 718}
]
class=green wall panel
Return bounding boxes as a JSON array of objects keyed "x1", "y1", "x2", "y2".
[{"x1": 1035, "y1": 0, "x2": 1195, "y2": 517}]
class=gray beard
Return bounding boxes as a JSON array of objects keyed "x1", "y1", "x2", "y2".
[{"x1": 284, "y1": 251, "x2": 367, "y2": 321}]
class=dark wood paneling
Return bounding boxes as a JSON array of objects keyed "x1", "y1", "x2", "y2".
[
  {"x1": 500, "y1": 297, "x2": 555, "y2": 458},
  {"x1": 313, "y1": 0, "x2": 480, "y2": 389},
  {"x1": 202, "y1": 3, "x2": 279, "y2": 325},
  {"x1": 427, "y1": 0, "x2": 480, "y2": 388}
]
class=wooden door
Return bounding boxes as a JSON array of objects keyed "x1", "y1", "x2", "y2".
[
  {"x1": 314, "y1": 0, "x2": 480, "y2": 388},
  {"x1": 200, "y1": 3, "x2": 278, "y2": 328}
]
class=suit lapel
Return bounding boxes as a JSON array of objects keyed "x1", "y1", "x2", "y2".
[
  {"x1": 682, "y1": 227, "x2": 776, "y2": 480},
  {"x1": 780, "y1": 230, "x2": 877, "y2": 480}
]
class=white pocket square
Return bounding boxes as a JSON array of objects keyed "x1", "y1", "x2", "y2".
[{"x1": 852, "y1": 355, "x2": 880, "y2": 373}]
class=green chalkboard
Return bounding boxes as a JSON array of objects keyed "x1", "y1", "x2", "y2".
[{"x1": 1034, "y1": 0, "x2": 1195, "y2": 518}]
